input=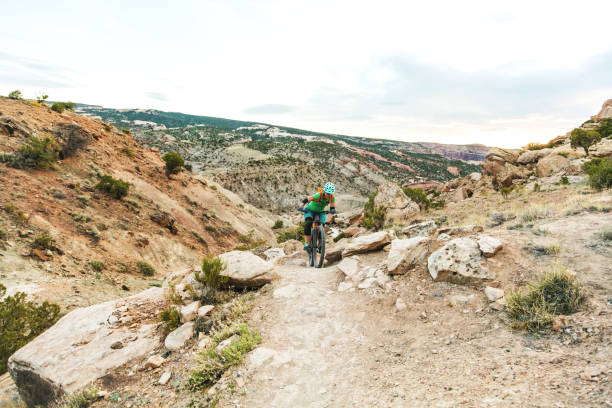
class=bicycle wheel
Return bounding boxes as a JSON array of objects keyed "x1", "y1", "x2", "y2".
[
  {"x1": 315, "y1": 225, "x2": 325, "y2": 268},
  {"x1": 308, "y1": 229, "x2": 316, "y2": 267}
]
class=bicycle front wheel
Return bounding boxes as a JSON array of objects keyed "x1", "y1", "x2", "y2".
[
  {"x1": 315, "y1": 225, "x2": 325, "y2": 268},
  {"x1": 308, "y1": 230, "x2": 316, "y2": 267}
]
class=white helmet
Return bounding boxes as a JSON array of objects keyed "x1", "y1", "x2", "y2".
[{"x1": 323, "y1": 182, "x2": 335, "y2": 194}]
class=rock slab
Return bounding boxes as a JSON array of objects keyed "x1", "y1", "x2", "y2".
[
  {"x1": 477, "y1": 235, "x2": 503, "y2": 257},
  {"x1": 8, "y1": 288, "x2": 165, "y2": 407},
  {"x1": 218, "y1": 250, "x2": 278, "y2": 287},
  {"x1": 427, "y1": 238, "x2": 493, "y2": 283},
  {"x1": 165, "y1": 322, "x2": 195, "y2": 351},
  {"x1": 342, "y1": 230, "x2": 396, "y2": 257},
  {"x1": 386, "y1": 237, "x2": 430, "y2": 275}
]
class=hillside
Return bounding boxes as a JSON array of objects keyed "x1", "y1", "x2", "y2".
[
  {"x1": 0, "y1": 97, "x2": 275, "y2": 312},
  {"x1": 74, "y1": 105, "x2": 483, "y2": 211}
]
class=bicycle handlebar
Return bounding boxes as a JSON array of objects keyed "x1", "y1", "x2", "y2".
[{"x1": 297, "y1": 207, "x2": 330, "y2": 214}]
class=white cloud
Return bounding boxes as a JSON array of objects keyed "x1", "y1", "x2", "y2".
[{"x1": 1, "y1": 0, "x2": 611, "y2": 148}]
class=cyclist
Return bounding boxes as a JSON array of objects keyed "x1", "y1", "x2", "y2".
[{"x1": 298, "y1": 182, "x2": 336, "y2": 252}]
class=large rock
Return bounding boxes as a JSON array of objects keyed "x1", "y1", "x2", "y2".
[
  {"x1": 477, "y1": 235, "x2": 503, "y2": 257},
  {"x1": 373, "y1": 182, "x2": 420, "y2": 225},
  {"x1": 342, "y1": 230, "x2": 396, "y2": 257},
  {"x1": 536, "y1": 154, "x2": 570, "y2": 177},
  {"x1": 263, "y1": 247, "x2": 285, "y2": 263},
  {"x1": 337, "y1": 257, "x2": 361, "y2": 281},
  {"x1": 427, "y1": 238, "x2": 493, "y2": 283},
  {"x1": 164, "y1": 322, "x2": 195, "y2": 351},
  {"x1": 517, "y1": 148, "x2": 552, "y2": 164},
  {"x1": 596, "y1": 99, "x2": 612, "y2": 120},
  {"x1": 218, "y1": 251, "x2": 278, "y2": 287},
  {"x1": 403, "y1": 220, "x2": 437, "y2": 238},
  {"x1": 325, "y1": 239, "x2": 348, "y2": 263},
  {"x1": 8, "y1": 288, "x2": 166, "y2": 407},
  {"x1": 485, "y1": 147, "x2": 519, "y2": 164},
  {"x1": 590, "y1": 138, "x2": 612, "y2": 158},
  {"x1": 386, "y1": 237, "x2": 431, "y2": 275}
]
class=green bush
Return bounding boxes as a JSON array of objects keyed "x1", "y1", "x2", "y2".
[
  {"x1": 560, "y1": 176, "x2": 569, "y2": 185},
  {"x1": 8, "y1": 90, "x2": 22, "y2": 100},
  {"x1": 50, "y1": 102, "x2": 75, "y2": 113},
  {"x1": 402, "y1": 187, "x2": 429, "y2": 210},
  {"x1": 122, "y1": 146, "x2": 135, "y2": 157},
  {"x1": 95, "y1": 175, "x2": 129, "y2": 199},
  {"x1": 333, "y1": 232, "x2": 346, "y2": 242},
  {"x1": 162, "y1": 151, "x2": 185, "y2": 176},
  {"x1": 363, "y1": 191, "x2": 385, "y2": 230},
  {"x1": 184, "y1": 163, "x2": 193, "y2": 172},
  {"x1": 583, "y1": 158, "x2": 612, "y2": 189},
  {"x1": 90, "y1": 261, "x2": 104, "y2": 272},
  {"x1": 500, "y1": 186, "x2": 513, "y2": 198},
  {"x1": 103, "y1": 123, "x2": 112, "y2": 132},
  {"x1": 570, "y1": 128, "x2": 601, "y2": 155},
  {"x1": 0, "y1": 283, "x2": 61, "y2": 374},
  {"x1": 188, "y1": 323, "x2": 261, "y2": 390},
  {"x1": 159, "y1": 306, "x2": 180, "y2": 331},
  {"x1": 597, "y1": 118, "x2": 612, "y2": 139},
  {"x1": 137, "y1": 261, "x2": 155, "y2": 276},
  {"x1": 32, "y1": 232, "x2": 53, "y2": 249},
  {"x1": 506, "y1": 268, "x2": 584, "y2": 333},
  {"x1": 13, "y1": 136, "x2": 60, "y2": 170},
  {"x1": 272, "y1": 220, "x2": 284, "y2": 229},
  {"x1": 195, "y1": 256, "x2": 228, "y2": 297},
  {"x1": 121, "y1": 128, "x2": 131, "y2": 135},
  {"x1": 276, "y1": 221, "x2": 305, "y2": 243}
]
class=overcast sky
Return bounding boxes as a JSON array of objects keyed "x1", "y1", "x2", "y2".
[{"x1": 2, "y1": 1, "x2": 612, "y2": 148}]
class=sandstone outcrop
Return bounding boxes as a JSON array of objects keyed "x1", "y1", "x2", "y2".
[
  {"x1": 373, "y1": 182, "x2": 420, "y2": 225},
  {"x1": 218, "y1": 250, "x2": 278, "y2": 287},
  {"x1": 386, "y1": 237, "x2": 430, "y2": 275},
  {"x1": 342, "y1": 230, "x2": 396, "y2": 257}
]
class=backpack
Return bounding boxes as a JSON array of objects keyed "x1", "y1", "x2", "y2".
[{"x1": 313, "y1": 187, "x2": 333, "y2": 204}]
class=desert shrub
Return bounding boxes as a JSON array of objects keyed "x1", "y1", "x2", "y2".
[
  {"x1": 583, "y1": 158, "x2": 612, "y2": 189},
  {"x1": 8, "y1": 90, "x2": 22, "y2": 99},
  {"x1": 36, "y1": 94, "x2": 48, "y2": 104},
  {"x1": 195, "y1": 256, "x2": 228, "y2": 298},
  {"x1": 507, "y1": 268, "x2": 584, "y2": 333},
  {"x1": 184, "y1": 163, "x2": 193, "y2": 171},
  {"x1": 95, "y1": 175, "x2": 129, "y2": 199},
  {"x1": 520, "y1": 206, "x2": 550, "y2": 223},
  {"x1": 597, "y1": 227, "x2": 612, "y2": 241},
  {"x1": 557, "y1": 152, "x2": 569, "y2": 158},
  {"x1": 51, "y1": 386, "x2": 98, "y2": 408},
  {"x1": 32, "y1": 232, "x2": 53, "y2": 249},
  {"x1": 12, "y1": 136, "x2": 60, "y2": 170},
  {"x1": 499, "y1": 186, "x2": 513, "y2": 198},
  {"x1": 560, "y1": 176, "x2": 569, "y2": 185},
  {"x1": 333, "y1": 232, "x2": 346, "y2": 242},
  {"x1": 525, "y1": 142, "x2": 548, "y2": 151},
  {"x1": 103, "y1": 123, "x2": 112, "y2": 132},
  {"x1": 122, "y1": 146, "x2": 135, "y2": 157},
  {"x1": 121, "y1": 128, "x2": 131, "y2": 135},
  {"x1": 137, "y1": 261, "x2": 155, "y2": 276},
  {"x1": 533, "y1": 182, "x2": 541, "y2": 192},
  {"x1": 276, "y1": 221, "x2": 305, "y2": 243},
  {"x1": 597, "y1": 118, "x2": 612, "y2": 139},
  {"x1": 570, "y1": 128, "x2": 601, "y2": 155},
  {"x1": 90, "y1": 261, "x2": 104, "y2": 272},
  {"x1": 526, "y1": 243, "x2": 560, "y2": 256},
  {"x1": 159, "y1": 306, "x2": 180, "y2": 331},
  {"x1": 0, "y1": 283, "x2": 61, "y2": 373},
  {"x1": 57, "y1": 124, "x2": 90, "y2": 158},
  {"x1": 272, "y1": 220, "x2": 284, "y2": 229},
  {"x1": 51, "y1": 102, "x2": 74, "y2": 113},
  {"x1": 363, "y1": 191, "x2": 385, "y2": 230},
  {"x1": 188, "y1": 323, "x2": 261, "y2": 390},
  {"x1": 162, "y1": 151, "x2": 185, "y2": 176},
  {"x1": 402, "y1": 187, "x2": 429, "y2": 210}
]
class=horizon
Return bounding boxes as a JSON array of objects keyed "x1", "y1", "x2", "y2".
[{"x1": 2, "y1": 1, "x2": 612, "y2": 149}]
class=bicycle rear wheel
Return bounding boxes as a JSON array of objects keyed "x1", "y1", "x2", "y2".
[{"x1": 314, "y1": 225, "x2": 325, "y2": 268}]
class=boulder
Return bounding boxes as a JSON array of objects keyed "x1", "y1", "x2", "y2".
[
  {"x1": 373, "y1": 182, "x2": 420, "y2": 225},
  {"x1": 427, "y1": 238, "x2": 493, "y2": 283},
  {"x1": 180, "y1": 301, "x2": 201, "y2": 323},
  {"x1": 263, "y1": 247, "x2": 285, "y2": 263},
  {"x1": 218, "y1": 251, "x2": 278, "y2": 287},
  {"x1": 517, "y1": 148, "x2": 552, "y2": 164},
  {"x1": 590, "y1": 138, "x2": 612, "y2": 158},
  {"x1": 325, "y1": 239, "x2": 348, "y2": 263},
  {"x1": 197, "y1": 305, "x2": 214, "y2": 317},
  {"x1": 165, "y1": 322, "x2": 195, "y2": 351},
  {"x1": 536, "y1": 154, "x2": 570, "y2": 177},
  {"x1": 280, "y1": 239, "x2": 302, "y2": 256},
  {"x1": 386, "y1": 237, "x2": 431, "y2": 275},
  {"x1": 8, "y1": 288, "x2": 165, "y2": 407},
  {"x1": 486, "y1": 147, "x2": 519, "y2": 164},
  {"x1": 596, "y1": 98, "x2": 612, "y2": 120},
  {"x1": 477, "y1": 235, "x2": 503, "y2": 257},
  {"x1": 438, "y1": 224, "x2": 484, "y2": 236},
  {"x1": 342, "y1": 230, "x2": 396, "y2": 257},
  {"x1": 343, "y1": 225, "x2": 362, "y2": 237},
  {"x1": 452, "y1": 186, "x2": 472, "y2": 201},
  {"x1": 337, "y1": 257, "x2": 361, "y2": 281},
  {"x1": 469, "y1": 172, "x2": 482, "y2": 182},
  {"x1": 403, "y1": 220, "x2": 437, "y2": 238}
]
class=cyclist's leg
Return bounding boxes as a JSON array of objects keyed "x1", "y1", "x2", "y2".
[{"x1": 303, "y1": 210, "x2": 314, "y2": 248}]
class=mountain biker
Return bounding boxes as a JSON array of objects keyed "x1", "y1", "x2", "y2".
[{"x1": 298, "y1": 182, "x2": 336, "y2": 252}]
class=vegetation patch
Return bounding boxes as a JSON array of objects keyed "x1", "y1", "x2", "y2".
[
  {"x1": 159, "y1": 306, "x2": 181, "y2": 331},
  {"x1": 272, "y1": 219, "x2": 284, "y2": 229},
  {"x1": 194, "y1": 256, "x2": 229, "y2": 300},
  {"x1": 519, "y1": 207, "x2": 551, "y2": 223},
  {"x1": 570, "y1": 128, "x2": 601, "y2": 155},
  {"x1": 32, "y1": 232, "x2": 53, "y2": 250},
  {"x1": 11, "y1": 136, "x2": 60, "y2": 170},
  {"x1": 90, "y1": 261, "x2": 104, "y2": 272},
  {"x1": 525, "y1": 243, "x2": 561, "y2": 256},
  {"x1": 8, "y1": 90, "x2": 22, "y2": 99},
  {"x1": 276, "y1": 221, "x2": 305, "y2": 243},
  {"x1": 363, "y1": 191, "x2": 385, "y2": 230},
  {"x1": 162, "y1": 151, "x2": 185, "y2": 176},
  {"x1": 51, "y1": 386, "x2": 98, "y2": 408},
  {"x1": 50, "y1": 102, "x2": 75, "y2": 114},
  {"x1": 0, "y1": 283, "x2": 61, "y2": 374},
  {"x1": 507, "y1": 268, "x2": 584, "y2": 333},
  {"x1": 333, "y1": 232, "x2": 346, "y2": 242},
  {"x1": 137, "y1": 261, "x2": 155, "y2": 276},
  {"x1": 583, "y1": 158, "x2": 612, "y2": 190},
  {"x1": 187, "y1": 323, "x2": 261, "y2": 391},
  {"x1": 402, "y1": 187, "x2": 445, "y2": 210},
  {"x1": 95, "y1": 175, "x2": 130, "y2": 199}
]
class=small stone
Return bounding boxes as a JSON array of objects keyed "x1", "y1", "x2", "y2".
[
  {"x1": 358, "y1": 277, "x2": 378, "y2": 289},
  {"x1": 158, "y1": 371, "x2": 171, "y2": 385},
  {"x1": 395, "y1": 298, "x2": 407, "y2": 311},
  {"x1": 198, "y1": 337, "x2": 211, "y2": 349},
  {"x1": 165, "y1": 322, "x2": 195, "y2": 351},
  {"x1": 216, "y1": 335, "x2": 238, "y2": 353},
  {"x1": 477, "y1": 235, "x2": 503, "y2": 257},
  {"x1": 97, "y1": 390, "x2": 110, "y2": 399},
  {"x1": 197, "y1": 305, "x2": 215, "y2": 317},
  {"x1": 144, "y1": 355, "x2": 165, "y2": 369},
  {"x1": 110, "y1": 341, "x2": 123, "y2": 350},
  {"x1": 180, "y1": 301, "x2": 201, "y2": 323},
  {"x1": 484, "y1": 286, "x2": 504, "y2": 302},
  {"x1": 337, "y1": 281, "x2": 353, "y2": 292}
]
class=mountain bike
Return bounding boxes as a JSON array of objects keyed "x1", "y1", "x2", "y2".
[{"x1": 298, "y1": 208, "x2": 328, "y2": 268}]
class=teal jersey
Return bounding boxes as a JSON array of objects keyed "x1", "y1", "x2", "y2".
[{"x1": 306, "y1": 192, "x2": 335, "y2": 212}]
